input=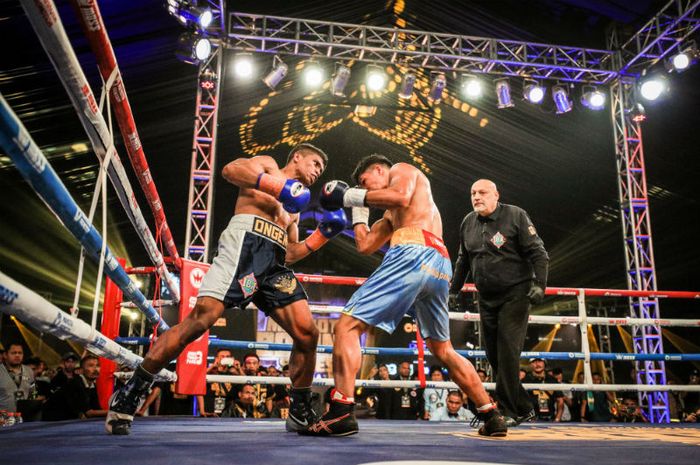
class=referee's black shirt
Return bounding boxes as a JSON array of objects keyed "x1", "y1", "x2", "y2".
[{"x1": 449, "y1": 203, "x2": 549, "y2": 295}]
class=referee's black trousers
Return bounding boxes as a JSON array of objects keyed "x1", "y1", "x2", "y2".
[{"x1": 478, "y1": 282, "x2": 533, "y2": 418}]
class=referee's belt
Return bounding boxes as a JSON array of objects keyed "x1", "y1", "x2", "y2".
[{"x1": 390, "y1": 227, "x2": 449, "y2": 258}]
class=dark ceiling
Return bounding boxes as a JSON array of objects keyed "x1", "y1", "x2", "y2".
[{"x1": 1, "y1": 0, "x2": 698, "y2": 320}]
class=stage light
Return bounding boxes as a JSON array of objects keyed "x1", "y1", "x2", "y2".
[
  {"x1": 552, "y1": 84, "x2": 572, "y2": 114},
  {"x1": 167, "y1": 1, "x2": 213, "y2": 30},
  {"x1": 639, "y1": 75, "x2": 667, "y2": 101},
  {"x1": 175, "y1": 32, "x2": 211, "y2": 64},
  {"x1": 303, "y1": 61, "x2": 324, "y2": 88},
  {"x1": 581, "y1": 86, "x2": 606, "y2": 110},
  {"x1": 461, "y1": 74, "x2": 482, "y2": 99},
  {"x1": 233, "y1": 54, "x2": 254, "y2": 79},
  {"x1": 366, "y1": 65, "x2": 387, "y2": 91},
  {"x1": 262, "y1": 56, "x2": 288, "y2": 90},
  {"x1": 330, "y1": 64, "x2": 351, "y2": 97},
  {"x1": 398, "y1": 71, "x2": 416, "y2": 99},
  {"x1": 354, "y1": 105, "x2": 377, "y2": 117},
  {"x1": 523, "y1": 79, "x2": 545, "y2": 104},
  {"x1": 428, "y1": 73, "x2": 446, "y2": 102},
  {"x1": 495, "y1": 78, "x2": 514, "y2": 108},
  {"x1": 668, "y1": 42, "x2": 697, "y2": 72}
]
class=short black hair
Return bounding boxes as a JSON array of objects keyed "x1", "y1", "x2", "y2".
[
  {"x1": 286, "y1": 143, "x2": 328, "y2": 169},
  {"x1": 243, "y1": 352, "x2": 260, "y2": 362},
  {"x1": 80, "y1": 354, "x2": 99, "y2": 367},
  {"x1": 352, "y1": 154, "x2": 393, "y2": 185}
]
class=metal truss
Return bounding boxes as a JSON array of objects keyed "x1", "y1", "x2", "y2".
[
  {"x1": 609, "y1": 77, "x2": 669, "y2": 423},
  {"x1": 620, "y1": 0, "x2": 700, "y2": 75},
  {"x1": 225, "y1": 12, "x2": 618, "y2": 84},
  {"x1": 184, "y1": 1, "x2": 226, "y2": 263}
]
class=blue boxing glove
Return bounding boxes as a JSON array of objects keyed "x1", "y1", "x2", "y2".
[
  {"x1": 320, "y1": 180, "x2": 367, "y2": 210},
  {"x1": 257, "y1": 173, "x2": 311, "y2": 213},
  {"x1": 305, "y1": 209, "x2": 347, "y2": 251}
]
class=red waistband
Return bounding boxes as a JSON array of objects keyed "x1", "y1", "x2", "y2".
[{"x1": 390, "y1": 227, "x2": 450, "y2": 258}]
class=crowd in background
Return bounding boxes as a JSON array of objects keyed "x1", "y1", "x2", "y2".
[{"x1": 2, "y1": 341, "x2": 699, "y2": 425}]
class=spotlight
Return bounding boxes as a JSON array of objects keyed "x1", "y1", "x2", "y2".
[
  {"x1": 461, "y1": 74, "x2": 482, "y2": 99},
  {"x1": 366, "y1": 65, "x2": 387, "y2": 91},
  {"x1": 168, "y1": 2, "x2": 213, "y2": 30},
  {"x1": 262, "y1": 56, "x2": 288, "y2": 90},
  {"x1": 330, "y1": 64, "x2": 351, "y2": 97},
  {"x1": 129, "y1": 311, "x2": 139, "y2": 321},
  {"x1": 552, "y1": 84, "x2": 572, "y2": 114},
  {"x1": 495, "y1": 78, "x2": 514, "y2": 108},
  {"x1": 639, "y1": 75, "x2": 667, "y2": 101},
  {"x1": 667, "y1": 42, "x2": 697, "y2": 72},
  {"x1": 398, "y1": 71, "x2": 416, "y2": 99},
  {"x1": 303, "y1": 61, "x2": 325, "y2": 88},
  {"x1": 233, "y1": 54, "x2": 254, "y2": 79},
  {"x1": 523, "y1": 79, "x2": 545, "y2": 104},
  {"x1": 428, "y1": 72, "x2": 447, "y2": 102},
  {"x1": 175, "y1": 32, "x2": 211, "y2": 64},
  {"x1": 581, "y1": 86, "x2": 606, "y2": 110}
]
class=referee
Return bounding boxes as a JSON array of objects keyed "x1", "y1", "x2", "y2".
[{"x1": 449, "y1": 179, "x2": 549, "y2": 427}]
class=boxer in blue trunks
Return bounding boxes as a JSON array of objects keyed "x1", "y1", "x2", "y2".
[
  {"x1": 302, "y1": 154, "x2": 507, "y2": 437},
  {"x1": 106, "y1": 144, "x2": 347, "y2": 435}
]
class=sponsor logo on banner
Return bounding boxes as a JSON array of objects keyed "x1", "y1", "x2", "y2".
[
  {"x1": 36, "y1": 0, "x2": 58, "y2": 27},
  {"x1": 128, "y1": 132, "x2": 142, "y2": 153},
  {"x1": 16, "y1": 129, "x2": 46, "y2": 173},
  {"x1": 186, "y1": 351, "x2": 203, "y2": 365},
  {"x1": 190, "y1": 268, "x2": 205, "y2": 289},
  {"x1": 490, "y1": 231, "x2": 506, "y2": 248},
  {"x1": 73, "y1": 210, "x2": 91, "y2": 233},
  {"x1": 51, "y1": 312, "x2": 74, "y2": 334},
  {"x1": 0, "y1": 286, "x2": 19, "y2": 305},
  {"x1": 81, "y1": 84, "x2": 98, "y2": 115},
  {"x1": 93, "y1": 335, "x2": 107, "y2": 350},
  {"x1": 77, "y1": 0, "x2": 101, "y2": 31}
]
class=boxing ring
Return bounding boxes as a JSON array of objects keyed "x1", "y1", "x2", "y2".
[{"x1": 1, "y1": 1, "x2": 700, "y2": 464}]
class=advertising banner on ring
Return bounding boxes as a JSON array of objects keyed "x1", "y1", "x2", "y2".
[{"x1": 175, "y1": 259, "x2": 210, "y2": 395}]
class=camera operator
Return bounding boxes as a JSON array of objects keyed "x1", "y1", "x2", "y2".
[
  {"x1": 613, "y1": 397, "x2": 648, "y2": 423},
  {"x1": 198, "y1": 350, "x2": 242, "y2": 416}
]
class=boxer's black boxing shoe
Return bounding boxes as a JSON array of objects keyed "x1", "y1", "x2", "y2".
[{"x1": 299, "y1": 400, "x2": 358, "y2": 437}]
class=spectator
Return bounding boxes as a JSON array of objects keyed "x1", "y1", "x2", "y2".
[
  {"x1": 49, "y1": 352, "x2": 79, "y2": 394},
  {"x1": 552, "y1": 367, "x2": 572, "y2": 422},
  {"x1": 680, "y1": 369, "x2": 700, "y2": 418},
  {"x1": 570, "y1": 372, "x2": 585, "y2": 422},
  {"x1": 231, "y1": 353, "x2": 275, "y2": 413},
  {"x1": 430, "y1": 390, "x2": 474, "y2": 422},
  {"x1": 683, "y1": 407, "x2": 700, "y2": 423},
  {"x1": 0, "y1": 342, "x2": 36, "y2": 416},
  {"x1": 613, "y1": 397, "x2": 648, "y2": 423},
  {"x1": 389, "y1": 361, "x2": 422, "y2": 420},
  {"x1": 522, "y1": 357, "x2": 563, "y2": 421},
  {"x1": 26, "y1": 357, "x2": 50, "y2": 400},
  {"x1": 42, "y1": 354, "x2": 106, "y2": 421},
  {"x1": 581, "y1": 372, "x2": 615, "y2": 422},
  {"x1": 199, "y1": 349, "x2": 241, "y2": 416},
  {"x1": 519, "y1": 368, "x2": 527, "y2": 381},
  {"x1": 226, "y1": 383, "x2": 268, "y2": 418},
  {"x1": 423, "y1": 366, "x2": 448, "y2": 420},
  {"x1": 373, "y1": 364, "x2": 392, "y2": 419}
]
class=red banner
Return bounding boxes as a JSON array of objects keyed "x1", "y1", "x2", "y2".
[
  {"x1": 175, "y1": 259, "x2": 210, "y2": 395},
  {"x1": 97, "y1": 257, "x2": 126, "y2": 410}
]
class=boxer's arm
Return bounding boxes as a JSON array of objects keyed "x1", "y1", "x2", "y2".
[
  {"x1": 284, "y1": 215, "x2": 310, "y2": 265},
  {"x1": 364, "y1": 163, "x2": 417, "y2": 209},
  {"x1": 221, "y1": 155, "x2": 279, "y2": 188},
  {"x1": 353, "y1": 211, "x2": 393, "y2": 255}
]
